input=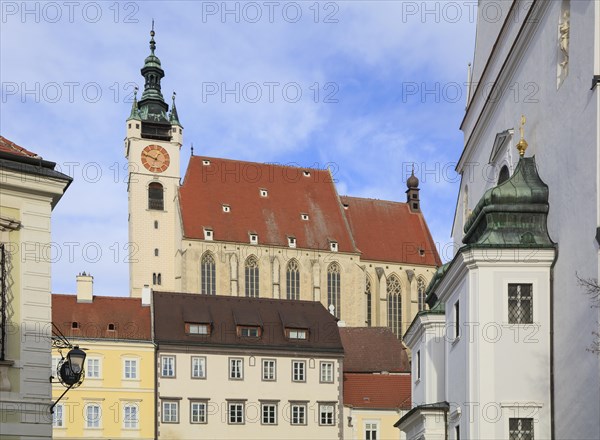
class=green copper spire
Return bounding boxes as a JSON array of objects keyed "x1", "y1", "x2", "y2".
[
  {"x1": 127, "y1": 86, "x2": 141, "y2": 121},
  {"x1": 138, "y1": 22, "x2": 169, "y2": 125},
  {"x1": 169, "y1": 91, "x2": 181, "y2": 126}
]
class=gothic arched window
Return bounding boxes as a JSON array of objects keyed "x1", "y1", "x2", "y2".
[
  {"x1": 387, "y1": 275, "x2": 402, "y2": 339},
  {"x1": 200, "y1": 252, "x2": 216, "y2": 295},
  {"x1": 365, "y1": 275, "x2": 372, "y2": 327},
  {"x1": 148, "y1": 182, "x2": 164, "y2": 211},
  {"x1": 327, "y1": 263, "x2": 341, "y2": 318},
  {"x1": 286, "y1": 259, "x2": 300, "y2": 300},
  {"x1": 418, "y1": 277, "x2": 427, "y2": 312},
  {"x1": 245, "y1": 256, "x2": 259, "y2": 298}
]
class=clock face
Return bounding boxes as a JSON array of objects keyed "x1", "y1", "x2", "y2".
[{"x1": 141, "y1": 145, "x2": 170, "y2": 173}]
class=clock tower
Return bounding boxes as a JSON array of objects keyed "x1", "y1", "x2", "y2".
[{"x1": 125, "y1": 26, "x2": 182, "y2": 297}]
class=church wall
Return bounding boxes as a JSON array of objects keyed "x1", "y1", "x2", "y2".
[{"x1": 455, "y1": 1, "x2": 599, "y2": 437}]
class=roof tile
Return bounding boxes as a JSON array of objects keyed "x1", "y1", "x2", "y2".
[
  {"x1": 343, "y1": 373, "x2": 412, "y2": 409},
  {"x1": 340, "y1": 327, "x2": 409, "y2": 373}
]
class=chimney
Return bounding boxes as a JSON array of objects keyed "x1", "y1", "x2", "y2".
[
  {"x1": 141, "y1": 284, "x2": 152, "y2": 307},
  {"x1": 76, "y1": 272, "x2": 93, "y2": 303}
]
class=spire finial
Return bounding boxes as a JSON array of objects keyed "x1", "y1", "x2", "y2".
[
  {"x1": 128, "y1": 86, "x2": 141, "y2": 120},
  {"x1": 191, "y1": 143, "x2": 194, "y2": 156},
  {"x1": 149, "y1": 20, "x2": 156, "y2": 55},
  {"x1": 516, "y1": 114, "x2": 529, "y2": 157}
]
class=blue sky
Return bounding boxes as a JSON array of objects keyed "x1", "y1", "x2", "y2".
[{"x1": 1, "y1": 1, "x2": 476, "y2": 296}]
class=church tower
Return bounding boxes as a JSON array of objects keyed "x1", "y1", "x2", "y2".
[{"x1": 125, "y1": 26, "x2": 182, "y2": 297}]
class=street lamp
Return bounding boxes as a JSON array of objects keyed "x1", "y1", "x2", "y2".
[{"x1": 50, "y1": 344, "x2": 87, "y2": 413}]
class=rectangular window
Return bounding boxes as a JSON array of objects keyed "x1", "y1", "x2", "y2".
[
  {"x1": 288, "y1": 329, "x2": 307, "y2": 340},
  {"x1": 191, "y1": 356, "x2": 206, "y2": 379},
  {"x1": 509, "y1": 418, "x2": 534, "y2": 440},
  {"x1": 508, "y1": 284, "x2": 533, "y2": 324},
  {"x1": 161, "y1": 356, "x2": 175, "y2": 377},
  {"x1": 416, "y1": 350, "x2": 421, "y2": 380},
  {"x1": 454, "y1": 300, "x2": 460, "y2": 339},
  {"x1": 85, "y1": 404, "x2": 101, "y2": 429},
  {"x1": 262, "y1": 359, "x2": 276, "y2": 381},
  {"x1": 455, "y1": 425, "x2": 460, "y2": 440},
  {"x1": 292, "y1": 360, "x2": 306, "y2": 382},
  {"x1": 261, "y1": 402, "x2": 277, "y2": 425},
  {"x1": 124, "y1": 359, "x2": 138, "y2": 380},
  {"x1": 162, "y1": 401, "x2": 179, "y2": 424},
  {"x1": 188, "y1": 323, "x2": 210, "y2": 335},
  {"x1": 320, "y1": 361, "x2": 334, "y2": 383},
  {"x1": 229, "y1": 358, "x2": 243, "y2": 380},
  {"x1": 319, "y1": 403, "x2": 335, "y2": 426},
  {"x1": 51, "y1": 356, "x2": 60, "y2": 377},
  {"x1": 123, "y1": 404, "x2": 139, "y2": 429},
  {"x1": 53, "y1": 403, "x2": 64, "y2": 428},
  {"x1": 291, "y1": 404, "x2": 307, "y2": 425},
  {"x1": 365, "y1": 422, "x2": 379, "y2": 440},
  {"x1": 228, "y1": 402, "x2": 245, "y2": 424},
  {"x1": 87, "y1": 358, "x2": 101, "y2": 379},
  {"x1": 190, "y1": 401, "x2": 207, "y2": 424},
  {"x1": 240, "y1": 326, "x2": 260, "y2": 337}
]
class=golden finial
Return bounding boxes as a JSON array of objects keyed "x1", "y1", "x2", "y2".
[{"x1": 516, "y1": 114, "x2": 528, "y2": 157}]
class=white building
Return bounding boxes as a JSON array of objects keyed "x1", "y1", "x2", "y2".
[{"x1": 398, "y1": 1, "x2": 600, "y2": 439}]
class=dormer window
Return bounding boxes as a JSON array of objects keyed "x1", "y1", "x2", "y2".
[
  {"x1": 222, "y1": 204, "x2": 231, "y2": 213},
  {"x1": 107, "y1": 323, "x2": 115, "y2": 331},
  {"x1": 187, "y1": 323, "x2": 210, "y2": 335},
  {"x1": 249, "y1": 233, "x2": 258, "y2": 245},
  {"x1": 72, "y1": 321, "x2": 79, "y2": 329},
  {"x1": 342, "y1": 203, "x2": 349, "y2": 210},
  {"x1": 303, "y1": 170, "x2": 311, "y2": 177},
  {"x1": 300, "y1": 213, "x2": 309, "y2": 221},
  {"x1": 238, "y1": 326, "x2": 261, "y2": 338},
  {"x1": 202, "y1": 160, "x2": 210, "y2": 166},
  {"x1": 259, "y1": 189, "x2": 268, "y2": 197},
  {"x1": 287, "y1": 328, "x2": 308, "y2": 340},
  {"x1": 204, "y1": 227, "x2": 213, "y2": 241},
  {"x1": 288, "y1": 236, "x2": 296, "y2": 248},
  {"x1": 329, "y1": 241, "x2": 338, "y2": 252}
]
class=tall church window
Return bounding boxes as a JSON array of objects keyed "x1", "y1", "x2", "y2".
[
  {"x1": 365, "y1": 275, "x2": 372, "y2": 326},
  {"x1": 148, "y1": 182, "x2": 164, "y2": 211},
  {"x1": 387, "y1": 275, "x2": 402, "y2": 338},
  {"x1": 327, "y1": 263, "x2": 341, "y2": 318},
  {"x1": 201, "y1": 252, "x2": 216, "y2": 295},
  {"x1": 417, "y1": 277, "x2": 427, "y2": 311},
  {"x1": 245, "y1": 256, "x2": 259, "y2": 298},
  {"x1": 286, "y1": 259, "x2": 300, "y2": 300}
]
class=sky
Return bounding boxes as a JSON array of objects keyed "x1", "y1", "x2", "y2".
[{"x1": 1, "y1": 1, "x2": 477, "y2": 296}]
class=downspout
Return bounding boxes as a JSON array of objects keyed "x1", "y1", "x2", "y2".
[
  {"x1": 444, "y1": 407, "x2": 449, "y2": 440},
  {"x1": 550, "y1": 246, "x2": 558, "y2": 440}
]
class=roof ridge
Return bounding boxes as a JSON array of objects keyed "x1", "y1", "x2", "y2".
[
  {"x1": 191, "y1": 155, "x2": 330, "y2": 173},
  {"x1": 340, "y1": 195, "x2": 408, "y2": 206}
]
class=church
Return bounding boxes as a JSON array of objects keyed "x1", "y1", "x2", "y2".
[
  {"x1": 124, "y1": 28, "x2": 441, "y2": 334},
  {"x1": 397, "y1": 1, "x2": 600, "y2": 439}
]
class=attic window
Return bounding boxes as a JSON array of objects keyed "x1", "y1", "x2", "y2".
[
  {"x1": 204, "y1": 228, "x2": 213, "y2": 241},
  {"x1": 202, "y1": 160, "x2": 210, "y2": 166},
  {"x1": 249, "y1": 233, "x2": 258, "y2": 245},
  {"x1": 72, "y1": 322, "x2": 79, "y2": 329},
  {"x1": 287, "y1": 328, "x2": 308, "y2": 340},
  {"x1": 419, "y1": 248, "x2": 425, "y2": 256},
  {"x1": 238, "y1": 326, "x2": 261, "y2": 338},
  {"x1": 187, "y1": 323, "x2": 210, "y2": 335},
  {"x1": 330, "y1": 241, "x2": 338, "y2": 252},
  {"x1": 342, "y1": 203, "x2": 349, "y2": 210},
  {"x1": 107, "y1": 323, "x2": 115, "y2": 331},
  {"x1": 300, "y1": 214, "x2": 309, "y2": 221},
  {"x1": 303, "y1": 170, "x2": 311, "y2": 177},
  {"x1": 259, "y1": 188, "x2": 268, "y2": 197},
  {"x1": 288, "y1": 236, "x2": 297, "y2": 248},
  {"x1": 222, "y1": 204, "x2": 231, "y2": 213}
]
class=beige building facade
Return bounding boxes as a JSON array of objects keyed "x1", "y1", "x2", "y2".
[{"x1": 0, "y1": 136, "x2": 71, "y2": 439}]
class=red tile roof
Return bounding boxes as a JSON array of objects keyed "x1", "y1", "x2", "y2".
[
  {"x1": 0, "y1": 136, "x2": 40, "y2": 158},
  {"x1": 179, "y1": 156, "x2": 356, "y2": 252},
  {"x1": 52, "y1": 295, "x2": 151, "y2": 341},
  {"x1": 339, "y1": 196, "x2": 442, "y2": 266},
  {"x1": 343, "y1": 373, "x2": 412, "y2": 409},
  {"x1": 340, "y1": 327, "x2": 409, "y2": 373}
]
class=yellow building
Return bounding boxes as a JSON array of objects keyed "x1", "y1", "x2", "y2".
[
  {"x1": 0, "y1": 135, "x2": 71, "y2": 439},
  {"x1": 51, "y1": 275, "x2": 154, "y2": 439}
]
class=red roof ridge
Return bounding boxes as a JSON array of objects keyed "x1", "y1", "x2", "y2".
[
  {"x1": 191, "y1": 155, "x2": 331, "y2": 173},
  {"x1": 341, "y1": 195, "x2": 411, "y2": 206},
  {"x1": 0, "y1": 135, "x2": 40, "y2": 158}
]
